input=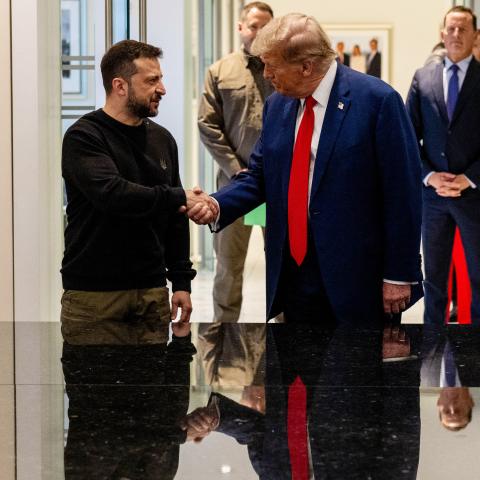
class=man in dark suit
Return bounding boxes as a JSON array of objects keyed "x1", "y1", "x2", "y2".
[
  {"x1": 406, "y1": 6, "x2": 480, "y2": 325},
  {"x1": 187, "y1": 13, "x2": 422, "y2": 326},
  {"x1": 366, "y1": 38, "x2": 382, "y2": 78},
  {"x1": 335, "y1": 41, "x2": 350, "y2": 66}
]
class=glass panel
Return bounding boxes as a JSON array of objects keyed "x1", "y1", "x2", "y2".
[
  {"x1": 60, "y1": 0, "x2": 131, "y2": 225},
  {"x1": 61, "y1": 0, "x2": 96, "y2": 227},
  {"x1": 196, "y1": 0, "x2": 241, "y2": 271},
  {"x1": 61, "y1": 0, "x2": 96, "y2": 133},
  {"x1": 112, "y1": 0, "x2": 129, "y2": 43},
  {"x1": 198, "y1": 0, "x2": 217, "y2": 271}
]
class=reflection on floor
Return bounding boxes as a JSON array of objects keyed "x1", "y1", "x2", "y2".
[
  {"x1": 0, "y1": 230, "x2": 468, "y2": 479},
  {"x1": 6, "y1": 322, "x2": 480, "y2": 479}
]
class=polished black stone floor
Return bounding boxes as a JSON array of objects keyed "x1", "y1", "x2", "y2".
[{"x1": 4, "y1": 322, "x2": 480, "y2": 479}]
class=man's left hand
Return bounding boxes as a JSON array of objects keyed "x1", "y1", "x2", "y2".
[
  {"x1": 383, "y1": 283, "x2": 411, "y2": 314},
  {"x1": 171, "y1": 290, "x2": 192, "y2": 325}
]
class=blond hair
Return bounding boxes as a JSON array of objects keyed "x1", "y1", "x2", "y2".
[{"x1": 251, "y1": 13, "x2": 335, "y2": 73}]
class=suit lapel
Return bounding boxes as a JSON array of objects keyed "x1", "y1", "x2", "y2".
[
  {"x1": 451, "y1": 59, "x2": 480, "y2": 125},
  {"x1": 432, "y1": 62, "x2": 449, "y2": 123},
  {"x1": 310, "y1": 65, "x2": 351, "y2": 199},
  {"x1": 280, "y1": 97, "x2": 300, "y2": 207}
]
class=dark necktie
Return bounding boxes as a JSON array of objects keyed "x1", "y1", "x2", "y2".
[
  {"x1": 446, "y1": 64, "x2": 459, "y2": 121},
  {"x1": 288, "y1": 96, "x2": 317, "y2": 266},
  {"x1": 444, "y1": 341, "x2": 457, "y2": 387}
]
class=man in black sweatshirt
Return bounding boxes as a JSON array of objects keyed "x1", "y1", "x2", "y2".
[{"x1": 61, "y1": 40, "x2": 216, "y2": 345}]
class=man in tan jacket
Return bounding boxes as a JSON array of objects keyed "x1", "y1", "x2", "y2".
[{"x1": 198, "y1": 2, "x2": 273, "y2": 323}]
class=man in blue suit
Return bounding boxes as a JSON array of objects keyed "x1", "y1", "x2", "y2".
[
  {"x1": 406, "y1": 6, "x2": 480, "y2": 325},
  {"x1": 187, "y1": 13, "x2": 422, "y2": 325}
]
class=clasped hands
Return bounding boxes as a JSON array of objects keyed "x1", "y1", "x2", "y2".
[
  {"x1": 179, "y1": 186, "x2": 218, "y2": 224},
  {"x1": 428, "y1": 172, "x2": 471, "y2": 197}
]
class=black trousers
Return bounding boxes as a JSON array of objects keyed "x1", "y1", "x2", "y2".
[{"x1": 280, "y1": 236, "x2": 337, "y2": 325}]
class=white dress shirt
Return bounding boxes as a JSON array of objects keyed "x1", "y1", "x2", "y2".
[
  {"x1": 443, "y1": 55, "x2": 472, "y2": 102},
  {"x1": 295, "y1": 60, "x2": 337, "y2": 202}
]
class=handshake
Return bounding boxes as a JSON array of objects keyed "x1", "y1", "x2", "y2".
[{"x1": 180, "y1": 186, "x2": 219, "y2": 225}]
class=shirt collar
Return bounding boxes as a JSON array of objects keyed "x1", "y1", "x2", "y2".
[
  {"x1": 241, "y1": 46, "x2": 265, "y2": 71},
  {"x1": 444, "y1": 54, "x2": 473, "y2": 74},
  {"x1": 300, "y1": 60, "x2": 337, "y2": 109},
  {"x1": 241, "y1": 45, "x2": 251, "y2": 67}
]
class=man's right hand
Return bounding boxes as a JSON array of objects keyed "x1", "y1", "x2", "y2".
[
  {"x1": 179, "y1": 186, "x2": 219, "y2": 224},
  {"x1": 427, "y1": 172, "x2": 461, "y2": 197}
]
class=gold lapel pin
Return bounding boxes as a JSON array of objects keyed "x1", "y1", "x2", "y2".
[{"x1": 338, "y1": 102, "x2": 344, "y2": 110}]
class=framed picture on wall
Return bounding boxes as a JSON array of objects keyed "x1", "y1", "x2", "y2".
[
  {"x1": 61, "y1": 0, "x2": 82, "y2": 94},
  {"x1": 323, "y1": 24, "x2": 392, "y2": 84}
]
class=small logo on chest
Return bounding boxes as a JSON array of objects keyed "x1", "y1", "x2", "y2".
[{"x1": 159, "y1": 156, "x2": 167, "y2": 170}]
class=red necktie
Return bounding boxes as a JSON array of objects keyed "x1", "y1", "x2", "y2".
[
  {"x1": 288, "y1": 96, "x2": 317, "y2": 266},
  {"x1": 287, "y1": 376, "x2": 309, "y2": 479}
]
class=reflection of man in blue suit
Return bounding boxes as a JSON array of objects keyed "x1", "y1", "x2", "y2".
[
  {"x1": 406, "y1": 6, "x2": 480, "y2": 325},
  {"x1": 188, "y1": 13, "x2": 422, "y2": 325}
]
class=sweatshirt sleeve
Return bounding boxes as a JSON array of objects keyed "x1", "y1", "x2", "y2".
[{"x1": 62, "y1": 126, "x2": 186, "y2": 219}]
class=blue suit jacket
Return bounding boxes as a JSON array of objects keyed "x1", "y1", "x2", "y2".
[
  {"x1": 406, "y1": 58, "x2": 480, "y2": 201},
  {"x1": 213, "y1": 64, "x2": 422, "y2": 323}
]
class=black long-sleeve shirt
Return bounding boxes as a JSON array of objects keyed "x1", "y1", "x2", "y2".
[{"x1": 61, "y1": 109, "x2": 195, "y2": 292}]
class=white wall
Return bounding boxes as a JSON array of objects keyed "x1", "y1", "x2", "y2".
[
  {"x1": 11, "y1": 0, "x2": 63, "y2": 324},
  {"x1": 0, "y1": 386, "x2": 15, "y2": 480},
  {"x1": 147, "y1": 0, "x2": 187, "y2": 172},
  {"x1": 268, "y1": 0, "x2": 453, "y2": 98},
  {"x1": 0, "y1": 3, "x2": 15, "y2": 475},
  {"x1": 10, "y1": 4, "x2": 65, "y2": 478},
  {"x1": 0, "y1": 0, "x2": 14, "y2": 330}
]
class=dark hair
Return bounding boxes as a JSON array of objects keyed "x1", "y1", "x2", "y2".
[
  {"x1": 444, "y1": 6, "x2": 477, "y2": 30},
  {"x1": 100, "y1": 40, "x2": 163, "y2": 95},
  {"x1": 240, "y1": 2, "x2": 273, "y2": 21}
]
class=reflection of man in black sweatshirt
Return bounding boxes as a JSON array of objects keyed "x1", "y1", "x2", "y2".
[
  {"x1": 62, "y1": 331, "x2": 196, "y2": 479},
  {"x1": 61, "y1": 40, "x2": 199, "y2": 342}
]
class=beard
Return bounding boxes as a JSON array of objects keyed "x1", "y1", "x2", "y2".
[{"x1": 126, "y1": 87, "x2": 160, "y2": 118}]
